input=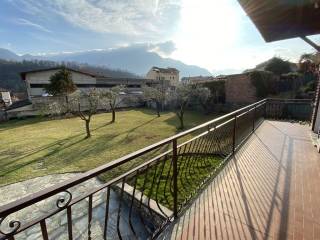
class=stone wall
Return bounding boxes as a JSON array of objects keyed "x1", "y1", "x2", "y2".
[{"x1": 225, "y1": 73, "x2": 257, "y2": 104}]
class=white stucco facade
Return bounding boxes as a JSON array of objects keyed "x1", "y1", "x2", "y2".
[
  {"x1": 0, "y1": 91, "x2": 12, "y2": 106},
  {"x1": 25, "y1": 69, "x2": 96, "y2": 98}
]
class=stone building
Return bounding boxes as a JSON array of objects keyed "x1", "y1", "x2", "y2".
[{"x1": 146, "y1": 67, "x2": 179, "y2": 86}]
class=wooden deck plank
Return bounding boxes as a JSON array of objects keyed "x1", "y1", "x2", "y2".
[{"x1": 160, "y1": 120, "x2": 320, "y2": 240}]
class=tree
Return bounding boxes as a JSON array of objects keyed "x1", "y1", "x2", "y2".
[
  {"x1": 69, "y1": 89, "x2": 99, "y2": 138},
  {"x1": 99, "y1": 85, "x2": 126, "y2": 123},
  {"x1": 169, "y1": 83, "x2": 195, "y2": 129},
  {"x1": 250, "y1": 71, "x2": 278, "y2": 98},
  {"x1": 195, "y1": 87, "x2": 211, "y2": 114},
  {"x1": 44, "y1": 67, "x2": 77, "y2": 111},
  {"x1": 299, "y1": 53, "x2": 320, "y2": 74},
  {"x1": 265, "y1": 57, "x2": 292, "y2": 76},
  {"x1": 142, "y1": 83, "x2": 167, "y2": 117}
]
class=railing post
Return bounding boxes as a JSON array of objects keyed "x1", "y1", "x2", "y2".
[
  {"x1": 252, "y1": 106, "x2": 256, "y2": 132},
  {"x1": 232, "y1": 115, "x2": 237, "y2": 154},
  {"x1": 264, "y1": 99, "x2": 268, "y2": 119},
  {"x1": 172, "y1": 138, "x2": 178, "y2": 218}
]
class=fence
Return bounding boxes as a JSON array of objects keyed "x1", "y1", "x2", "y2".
[
  {"x1": 265, "y1": 98, "x2": 312, "y2": 121},
  {"x1": 0, "y1": 98, "x2": 311, "y2": 239}
]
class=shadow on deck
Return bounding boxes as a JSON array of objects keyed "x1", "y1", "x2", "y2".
[{"x1": 160, "y1": 120, "x2": 320, "y2": 240}]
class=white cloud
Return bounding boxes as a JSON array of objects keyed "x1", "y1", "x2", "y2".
[
  {"x1": 11, "y1": 0, "x2": 181, "y2": 39},
  {"x1": 13, "y1": 18, "x2": 52, "y2": 33},
  {"x1": 148, "y1": 41, "x2": 177, "y2": 56}
]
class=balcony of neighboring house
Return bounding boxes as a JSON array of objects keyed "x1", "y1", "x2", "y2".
[{"x1": 0, "y1": 98, "x2": 318, "y2": 240}]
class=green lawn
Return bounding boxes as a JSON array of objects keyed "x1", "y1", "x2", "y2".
[
  {"x1": 133, "y1": 155, "x2": 223, "y2": 210},
  {"x1": 0, "y1": 109, "x2": 219, "y2": 186}
]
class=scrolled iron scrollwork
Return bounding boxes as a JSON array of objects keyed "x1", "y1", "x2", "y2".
[
  {"x1": 56, "y1": 190, "x2": 72, "y2": 209},
  {"x1": 0, "y1": 216, "x2": 21, "y2": 236}
]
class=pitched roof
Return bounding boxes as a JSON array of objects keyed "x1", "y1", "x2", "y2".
[
  {"x1": 20, "y1": 67, "x2": 103, "y2": 81},
  {"x1": 150, "y1": 66, "x2": 179, "y2": 74},
  {"x1": 238, "y1": 0, "x2": 320, "y2": 42}
]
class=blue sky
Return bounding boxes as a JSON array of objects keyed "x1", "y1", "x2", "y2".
[{"x1": 0, "y1": 0, "x2": 319, "y2": 73}]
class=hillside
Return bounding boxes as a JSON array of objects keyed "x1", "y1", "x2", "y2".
[
  {"x1": 0, "y1": 59, "x2": 139, "y2": 92},
  {"x1": 0, "y1": 46, "x2": 211, "y2": 78}
]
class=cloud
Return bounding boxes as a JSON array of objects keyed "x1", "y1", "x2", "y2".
[
  {"x1": 112, "y1": 41, "x2": 177, "y2": 57},
  {"x1": 13, "y1": 18, "x2": 52, "y2": 33},
  {"x1": 149, "y1": 41, "x2": 177, "y2": 56},
  {"x1": 9, "y1": 0, "x2": 181, "y2": 39}
]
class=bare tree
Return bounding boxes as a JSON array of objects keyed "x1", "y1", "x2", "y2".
[
  {"x1": 142, "y1": 84, "x2": 166, "y2": 117},
  {"x1": 69, "y1": 89, "x2": 99, "y2": 138},
  {"x1": 100, "y1": 85, "x2": 126, "y2": 123},
  {"x1": 169, "y1": 83, "x2": 196, "y2": 129}
]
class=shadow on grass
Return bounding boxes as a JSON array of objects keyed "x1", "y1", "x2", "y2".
[
  {"x1": 0, "y1": 115, "x2": 166, "y2": 183},
  {"x1": 0, "y1": 116, "x2": 51, "y2": 131}
]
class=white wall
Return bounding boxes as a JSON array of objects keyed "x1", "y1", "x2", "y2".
[
  {"x1": 26, "y1": 70, "x2": 96, "y2": 97},
  {"x1": 0, "y1": 91, "x2": 12, "y2": 105}
]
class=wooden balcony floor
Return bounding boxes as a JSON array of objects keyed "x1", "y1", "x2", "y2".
[{"x1": 160, "y1": 120, "x2": 320, "y2": 240}]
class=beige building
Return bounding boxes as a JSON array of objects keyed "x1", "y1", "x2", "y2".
[{"x1": 146, "y1": 67, "x2": 179, "y2": 86}]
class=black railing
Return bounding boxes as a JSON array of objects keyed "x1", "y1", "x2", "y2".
[{"x1": 0, "y1": 98, "x2": 311, "y2": 240}]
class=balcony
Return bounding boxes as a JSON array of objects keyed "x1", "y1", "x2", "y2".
[{"x1": 0, "y1": 98, "x2": 315, "y2": 240}]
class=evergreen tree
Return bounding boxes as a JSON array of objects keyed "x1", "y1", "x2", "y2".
[{"x1": 45, "y1": 67, "x2": 77, "y2": 110}]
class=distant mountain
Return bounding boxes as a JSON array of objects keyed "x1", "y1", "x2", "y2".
[
  {"x1": 0, "y1": 46, "x2": 211, "y2": 78},
  {"x1": 36, "y1": 46, "x2": 211, "y2": 77},
  {"x1": 0, "y1": 48, "x2": 21, "y2": 61}
]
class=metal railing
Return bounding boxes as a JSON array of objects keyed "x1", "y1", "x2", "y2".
[
  {"x1": 265, "y1": 98, "x2": 312, "y2": 121},
  {"x1": 0, "y1": 98, "x2": 311, "y2": 240}
]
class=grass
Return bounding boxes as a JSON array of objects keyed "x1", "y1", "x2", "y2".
[
  {"x1": 133, "y1": 155, "x2": 223, "y2": 210},
  {"x1": 0, "y1": 108, "x2": 219, "y2": 186}
]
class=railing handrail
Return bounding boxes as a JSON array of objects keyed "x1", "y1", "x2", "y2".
[
  {"x1": 267, "y1": 98, "x2": 312, "y2": 102},
  {"x1": 0, "y1": 98, "x2": 273, "y2": 218}
]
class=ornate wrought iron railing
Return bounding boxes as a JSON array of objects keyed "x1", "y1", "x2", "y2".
[{"x1": 0, "y1": 98, "x2": 311, "y2": 240}]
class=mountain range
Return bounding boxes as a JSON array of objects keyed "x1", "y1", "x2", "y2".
[{"x1": 0, "y1": 46, "x2": 211, "y2": 78}]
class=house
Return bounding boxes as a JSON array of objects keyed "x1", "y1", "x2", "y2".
[
  {"x1": 237, "y1": 0, "x2": 320, "y2": 133},
  {"x1": 146, "y1": 67, "x2": 179, "y2": 86},
  {"x1": 2, "y1": 67, "x2": 162, "y2": 118},
  {"x1": 0, "y1": 88, "x2": 12, "y2": 107},
  {"x1": 188, "y1": 73, "x2": 258, "y2": 104},
  {"x1": 20, "y1": 67, "x2": 159, "y2": 100}
]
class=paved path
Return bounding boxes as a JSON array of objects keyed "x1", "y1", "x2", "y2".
[
  {"x1": 160, "y1": 120, "x2": 320, "y2": 240},
  {"x1": 0, "y1": 173, "x2": 153, "y2": 239}
]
